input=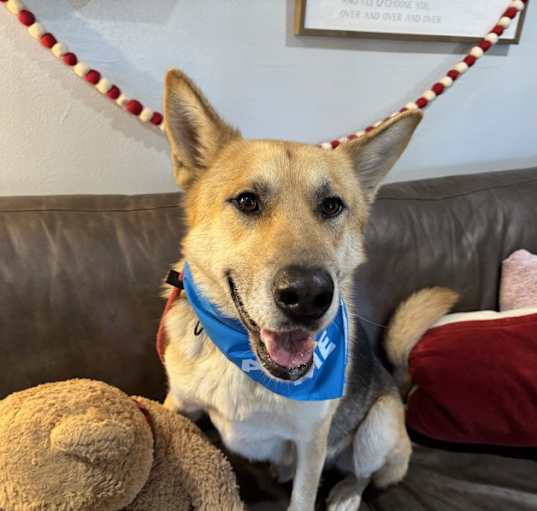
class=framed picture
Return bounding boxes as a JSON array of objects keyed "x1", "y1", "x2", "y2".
[{"x1": 295, "y1": 0, "x2": 528, "y2": 44}]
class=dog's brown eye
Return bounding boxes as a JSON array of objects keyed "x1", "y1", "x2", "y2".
[
  {"x1": 233, "y1": 192, "x2": 260, "y2": 214},
  {"x1": 320, "y1": 197, "x2": 344, "y2": 218}
]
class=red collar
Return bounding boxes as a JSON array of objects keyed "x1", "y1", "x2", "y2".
[{"x1": 156, "y1": 270, "x2": 183, "y2": 363}]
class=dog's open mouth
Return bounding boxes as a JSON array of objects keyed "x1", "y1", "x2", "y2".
[{"x1": 227, "y1": 274, "x2": 314, "y2": 381}]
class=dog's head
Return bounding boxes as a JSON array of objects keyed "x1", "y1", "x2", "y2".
[{"x1": 164, "y1": 69, "x2": 421, "y2": 381}]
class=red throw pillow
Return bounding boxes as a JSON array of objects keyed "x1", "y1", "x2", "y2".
[{"x1": 407, "y1": 309, "x2": 537, "y2": 447}]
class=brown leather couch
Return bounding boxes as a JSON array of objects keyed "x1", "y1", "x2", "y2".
[{"x1": 1, "y1": 167, "x2": 536, "y2": 510}]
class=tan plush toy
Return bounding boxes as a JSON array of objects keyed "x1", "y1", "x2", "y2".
[{"x1": 0, "y1": 379, "x2": 244, "y2": 511}]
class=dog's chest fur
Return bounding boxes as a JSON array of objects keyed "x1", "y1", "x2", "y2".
[{"x1": 164, "y1": 299, "x2": 336, "y2": 458}]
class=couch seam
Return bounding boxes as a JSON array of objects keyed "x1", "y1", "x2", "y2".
[
  {"x1": 0, "y1": 205, "x2": 182, "y2": 214},
  {"x1": 378, "y1": 177, "x2": 537, "y2": 202}
]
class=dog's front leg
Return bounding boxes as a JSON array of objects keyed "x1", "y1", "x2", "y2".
[
  {"x1": 163, "y1": 391, "x2": 203, "y2": 421},
  {"x1": 288, "y1": 419, "x2": 330, "y2": 511}
]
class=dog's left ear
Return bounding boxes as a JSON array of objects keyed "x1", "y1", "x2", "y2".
[
  {"x1": 343, "y1": 110, "x2": 422, "y2": 201},
  {"x1": 164, "y1": 69, "x2": 240, "y2": 189}
]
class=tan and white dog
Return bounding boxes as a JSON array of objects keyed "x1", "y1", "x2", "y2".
[{"x1": 160, "y1": 69, "x2": 434, "y2": 511}]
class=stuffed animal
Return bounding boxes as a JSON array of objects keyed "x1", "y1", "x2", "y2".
[{"x1": 0, "y1": 379, "x2": 244, "y2": 511}]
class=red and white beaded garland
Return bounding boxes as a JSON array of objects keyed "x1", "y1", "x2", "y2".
[
  {"x1": 1, "y1": 0, "x2": 164, "y2": 130},
  {"x1": 1, "y1": 0, "x2": 529, "y2": 143},
  {"x1": 320, "y1": 0, "x2": 528, "y2": 149}
]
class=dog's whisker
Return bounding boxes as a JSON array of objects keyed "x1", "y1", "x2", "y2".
[{"x1": 354, "y1": 313, "x2": 387, "y2": 329}]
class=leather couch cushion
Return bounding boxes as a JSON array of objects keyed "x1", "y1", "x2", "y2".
[
  {"x1": 354, "y1": 167, "x2": 537, "y2": 349},
  {"x1": 0, "y1": 194, "x2": 184, "y2": 400},
  {"x1": 359, "y1": 443, "x2": 537, "y2": 511}
]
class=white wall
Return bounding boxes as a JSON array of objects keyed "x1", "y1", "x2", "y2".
[{"x1": 1, "y1": 0, "x2": 535, "y2": 196}]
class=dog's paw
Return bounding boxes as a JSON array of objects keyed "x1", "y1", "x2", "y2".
[{"x1": 326, "y1": 476, "x2": 369, "y2": 511}]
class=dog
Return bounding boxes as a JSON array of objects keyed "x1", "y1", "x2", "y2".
[{"x1": 159, "y1": 69, "x2": 442, "y2": 511}]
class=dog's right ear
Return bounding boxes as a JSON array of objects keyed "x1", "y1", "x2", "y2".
[
  {"x1": 164, "y1": 69, "x2": 240, "y2": 189},
  {"x1": 342, "y1": 110, "x2": 422, "y2": 202}
]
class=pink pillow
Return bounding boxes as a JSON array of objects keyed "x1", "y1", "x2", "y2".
[{"x1": 500, "y1": 249, "x2": 537, "y2": 311}]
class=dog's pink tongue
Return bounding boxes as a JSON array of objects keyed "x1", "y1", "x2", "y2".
[{"x1": 260, "y1": 329, "x2": 315, "y2": 368}]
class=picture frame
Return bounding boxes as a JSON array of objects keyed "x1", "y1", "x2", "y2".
[{"x1": 295, "y1": 0, "x2": 528, "y2": 44}]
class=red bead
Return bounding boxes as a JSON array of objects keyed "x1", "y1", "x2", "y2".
[
  {"x1": 40, "y1": 33, "x2": 57, "y2": 49},
  {"x1": 479, "y1": 40, "x2": 492, "y2": 52},
  {"x1": 416, "y1": 97, "x2": 428, "y2": 109},
  {"x1": 365, "y1": 126, "x2": 375, "y2": 133},
  {"x1": 464, "y1": 55, "x2": 477, "y2": 67},
  {"x1": 85, "y1": 70, "x2": 101, "y2": 85},
  {"x1": 347, "y1": 133, "x2": 358, "y2": 141},
  {"x1": 504, "y1": 7, "x2": 518, "y2": 18},
  {"x1": 330, "y1": 140, "x2": 340, "y2": 149},
  {"x1": 18, "y1": 10, "x2": 35, "y2": 26},
  {"x1": 106, "y1": 85, "x2": 121, "y2": 100},
  {"x1": 432, "y1": 83, "x2": 445, "y2": 95},
  {"x1": 492, "y1": 25, "x2": 504, "y2": 36},
  {"x1": 63, "y1": 52, "x2": 77, "y2": 66},
  {"x1": 447, "y1": 70, "x2": 460, "y2": 81},
  {"x1": 126, "y1": 99, "x2": 143, "y2": 116},
  {"x1": 150, "y1": 112, "x2": 163, "y2": 125}
]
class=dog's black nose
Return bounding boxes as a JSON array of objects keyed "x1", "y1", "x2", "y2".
[{"x1": 273, "y1": 266, "x2": 334, "y2": 323}]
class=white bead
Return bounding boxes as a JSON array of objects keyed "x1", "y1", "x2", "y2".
[
  {"x1": 139, "y1": 107, "x2": 153, "y2": 122},
  {"x1": 470, "y1": 47, "x2": 484, "y2": 58},
  {"x1": 51, "y1": 43, "x2": 68, "y2": 58},
  {"x1": 74, "y1": 62, "x2": 90, "y2": 77},
  {"x1": 511, "y1": 0, "x2": 525, "y2": 11},
  {"x1": 116, "y1": 94, "x2": 129, "y2": 107},
  {"x1": 28, "y1": 22, "x2": 45, "y2": 39},
  {"x1": 159, "y1": 122, "x2": 166, "y2": 132},
  {"x1": 440, "y1": 76, "x2": 454, "y2": 88},
  {"x1": 405, "y1": 102, "x2": 418, "y2": 111},
  {"x1": 454, "y1": 62, "x2": 469, "y2": 74},
  {"x1": 355, "y1": 131, "x2": 366, "y2": 138},
  {"x1": 6, "y1": 0, "x2": 23, "y2": 15},
  {"x1": 498, "y1": 16, "x2": 512, "y2": 28},
  {"x1": 485, "y1": 32, "x2": 499, "y2": 44},
  {"x1": 423, "y1": 90, "x2": 436, "y2": 102},
  {"x1": 96, "y1": 78, "x2": 112, "y2": 94},
  {"x1": 338, "y1": 136, "x2": 349, "y2": 144},
  {"x1": 320, "y1": 142, "x2": 332, "y2": 150}
]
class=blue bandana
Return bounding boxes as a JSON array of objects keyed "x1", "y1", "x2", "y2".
[{"x1": 182, "y1": 263, "x2": 348, "y2": 401}]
